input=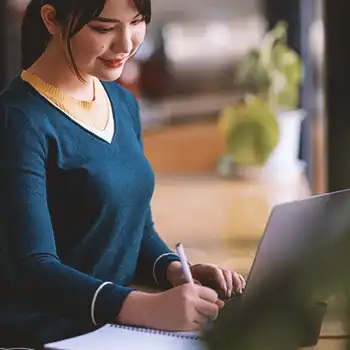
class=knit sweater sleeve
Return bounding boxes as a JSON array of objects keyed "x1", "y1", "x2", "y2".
[
  {"x1": 0, "y1": 105, "x2": 134, "y2": 326},
  {"x1": 124, "y1": 90, "x2": 182, "y2": 289}
]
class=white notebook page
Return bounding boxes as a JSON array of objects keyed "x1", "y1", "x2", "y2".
[{"x1": 44, "y1": 324, "x2": 207, "y2": 350}]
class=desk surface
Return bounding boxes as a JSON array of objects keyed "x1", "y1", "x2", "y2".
[{"x1": 152, "y1": 174, "x2": 311, "y2": 273}]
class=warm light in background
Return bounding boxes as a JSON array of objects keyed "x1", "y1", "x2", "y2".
[{"x1": 163, "y1": 19, "x2": 266, "y2": 71}]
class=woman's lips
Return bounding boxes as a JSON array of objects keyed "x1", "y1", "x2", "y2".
[{"x1": 99, "y1": 57, "x2": 126, "y2": 68}]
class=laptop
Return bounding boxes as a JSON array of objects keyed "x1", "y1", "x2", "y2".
[{"x1": 205, "y1": 188, "x2": 350, "y2": 350}]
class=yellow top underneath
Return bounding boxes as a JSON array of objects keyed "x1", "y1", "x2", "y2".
[{"x1": 21, "y1": 70, "x2": 110, "y2": 130}]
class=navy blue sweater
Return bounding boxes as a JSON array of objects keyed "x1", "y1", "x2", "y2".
[{"x1": 0, "y1": 77, "x2": 180, "y2": 346}]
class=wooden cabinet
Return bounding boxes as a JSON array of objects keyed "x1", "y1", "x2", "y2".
[{"x1": 143, "y1": 121, "x2": 226, "y2": 174}]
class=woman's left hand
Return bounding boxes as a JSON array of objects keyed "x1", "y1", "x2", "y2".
[{"x1": 167, "y1": 262, "x2": 246, "y2": 298}]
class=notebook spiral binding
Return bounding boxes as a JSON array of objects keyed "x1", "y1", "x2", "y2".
[{"x1": 109, "y1": 324, "x2": 201, "y2": 340}]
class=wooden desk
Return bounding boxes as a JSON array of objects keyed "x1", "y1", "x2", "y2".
[{"x1": 151, "y1": 174, "x2": 311, "y2": 275}]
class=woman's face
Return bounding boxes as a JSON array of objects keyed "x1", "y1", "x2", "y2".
[{"x1": 65, "y1": 0, "x2": 147, "y2": 81}]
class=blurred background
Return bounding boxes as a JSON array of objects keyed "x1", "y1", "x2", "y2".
[{"x1": 1, "y1": 0, "x2": 350, "y2": 348}]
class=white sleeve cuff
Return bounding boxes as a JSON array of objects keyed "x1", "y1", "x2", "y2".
[
  {"x1": 152, "y1": 252, "x2": 180, "y2": 286},
  {"x1": 91, "y1": 281, "x2": 113, "y2": 326}
]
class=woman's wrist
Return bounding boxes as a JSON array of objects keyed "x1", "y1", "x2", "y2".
[
  {"x1": 117, "y1": 291, "x2": 155, "y2": 326},
  {"x1": 166, "y1": 261, "x2": 185, "y2": 287}
]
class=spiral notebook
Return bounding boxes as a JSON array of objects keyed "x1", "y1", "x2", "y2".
[{"x1": 44, "y1": 324, "x2": 207, "y2": 350}]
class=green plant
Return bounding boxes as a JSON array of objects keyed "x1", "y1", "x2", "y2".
[
  {"x1": 219, "y1": 96, "x2": 279, "y2": 166},
  {"x1": 235, "y1": 21, "x2": 303, "y2": 110},
  {"x1": 218, "y1": 21, "x2": 303, "y2": 167}
]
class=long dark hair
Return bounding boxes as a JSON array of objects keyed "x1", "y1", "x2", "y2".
[{"x1": 21, "y1": 0, "x2": 151, "y2": 78}]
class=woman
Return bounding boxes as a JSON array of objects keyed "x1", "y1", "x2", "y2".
[{"x1": 0, "y1": 0, "x2": 245, "y2": 347}]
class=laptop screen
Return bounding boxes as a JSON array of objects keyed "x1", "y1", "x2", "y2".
[{"x1": 243, "y1": 188, "x2": 350, "y2": 302}]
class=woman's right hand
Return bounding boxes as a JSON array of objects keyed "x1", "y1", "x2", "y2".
[{"x1": 117, "y1": 283, "x2": 224, "y2": 331}]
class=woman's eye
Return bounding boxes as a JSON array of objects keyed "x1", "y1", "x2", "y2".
[
  {"x1": 131, "y1": 17, "x2": 145, "y2": 25},
  {"x1": 91, "y1": 27, "x2": 114, "y2": 33}
]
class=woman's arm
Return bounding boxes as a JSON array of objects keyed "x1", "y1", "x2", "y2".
[
  {"x1": 122, "y1": 90, "x2": 182, "y2": 289},
  {"x1": 135, "y1": 208, "x2": 182, "y2": 288},
  {"x1": 0, "y1": 105, "x2": 134, "y2": 327}
]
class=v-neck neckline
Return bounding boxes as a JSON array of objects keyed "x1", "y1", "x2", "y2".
[{"x1": 20, "y1": 77, "x2": 118, "y2": 145}]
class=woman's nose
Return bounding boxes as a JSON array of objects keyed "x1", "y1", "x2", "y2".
[{"x1": 111, "y1": 26, "x2": 133, "y2": 55}]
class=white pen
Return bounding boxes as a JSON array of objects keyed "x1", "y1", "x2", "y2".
[{"x1": 176, "y1": 243, "x2": 194, "y2": 284}]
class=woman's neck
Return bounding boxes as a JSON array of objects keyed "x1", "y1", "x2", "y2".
[{"x1": 26, "y1": 44, "x2": 95, "y2": 102}]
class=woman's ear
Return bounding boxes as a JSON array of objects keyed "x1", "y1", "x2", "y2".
[{"x1": 40, "y1": 4, "x2": 60, "y2": 36}]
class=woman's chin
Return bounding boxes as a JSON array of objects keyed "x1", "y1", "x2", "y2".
[{"x1": 94, "y1": 68, "x2": 124, "y2": 82}]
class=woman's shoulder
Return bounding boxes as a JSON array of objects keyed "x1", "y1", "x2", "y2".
[
  {"x1": 0, "y1": 77, "x2": 58, "y2": 152},
  {"x1": 1, "y1": 75, "x2": 36, "y2": 107},
  {"x1": 0, "y1": 75, "x2": 56, "y2": 133}
]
